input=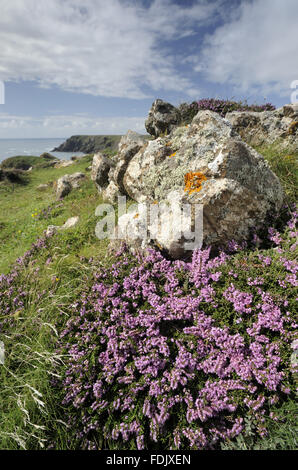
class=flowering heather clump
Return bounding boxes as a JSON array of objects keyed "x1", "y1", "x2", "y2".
[
  {"x1": 57, "y1": 210, "x2": 297, "y2": 450},
  {"x1": 196, "y1": 99, "x2": 275, "y2": 117}
]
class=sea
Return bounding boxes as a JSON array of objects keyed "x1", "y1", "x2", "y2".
[{"x1": 0, "y1": 138, "x2": 85, "y2": 163}]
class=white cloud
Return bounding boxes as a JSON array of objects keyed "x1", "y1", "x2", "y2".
[
  {"x1": 0, "y1": 113, "x2": 146, "y2": 138},
  {"x1": 199, "y1": 0, "x2": 298, "y2": 97},
  {"x1": 0, "y1": 0, "x2": 220, "y2": 99}
]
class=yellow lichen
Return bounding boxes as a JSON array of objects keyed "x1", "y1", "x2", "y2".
[{"x1": 184, "y1": 172, "x2": 207, "y2": 195}]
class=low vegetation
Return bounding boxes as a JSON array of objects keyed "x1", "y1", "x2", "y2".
[
  {"x1": 0, "y1": 112, "x2": 297, "y2": 450},
  {"x1": 196, "y1": 98, "x2": 276, "y2": 117}
]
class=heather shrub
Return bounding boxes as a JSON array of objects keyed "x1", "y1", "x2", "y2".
[
  {"x1": 56, "y1": 208, "x2": 297, "y2": 450},
  {"x1": 196, "y1": 98, "x2": 275, "y2": 117},
  {"x1": 0, "y1": 231, "x2": 62, "y2": 449}
]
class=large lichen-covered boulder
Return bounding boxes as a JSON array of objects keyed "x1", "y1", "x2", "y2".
[
  {"x1": 56, "y1": 172, "x2": 85, "y2": 199},
  {"x1": 119, "y1": 110, "x2": 284, "y2": 257},
  {"x1": 102, "y1": 180, "x2": 120, "y2": 203},
  {"x1": 91, "y1": 153, "x2": 114, "y2": 193},
  {"x1": 226, "y1": 104, "x2": 298, "y2": 151},
  {"x1": 145, "y1": 99, "x2": 181, "y2": 137}
]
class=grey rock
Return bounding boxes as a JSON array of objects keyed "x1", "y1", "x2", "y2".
[
  {"x1": 67, "y1": 172, "x2": 86, "y2": 188},
  {"x1": 46, "y1": 225, "x2": 59, "y2": 237},
  {"x1": 71, "y1": 155, "x2": 84, "y2": 161},
  {"x1": 55, "y1": 160, "x2": 75, "y2": 168},
  {"x1": 102, "y1": 180, "x2": 121, "y2": 203}
]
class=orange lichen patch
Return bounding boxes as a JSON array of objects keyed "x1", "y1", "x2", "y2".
[
  {"x1": 133, "y1": 213, "x2": 139, "y2": 219},
  {"x1": 283, "y1": 154, "x2": 295, "y2": 162},
  {"x1": 184, "y1": 172, "x2": 207, "y2": 195},
  {"x1": 169, "y1": 152, "x2": 176, "y2": 158}
]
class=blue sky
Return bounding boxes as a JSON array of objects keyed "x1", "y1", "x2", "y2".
[{"x1": 0, "y1": 0, "x2": 297, "y2": 138}]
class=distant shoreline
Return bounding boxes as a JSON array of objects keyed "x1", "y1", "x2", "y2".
[{"x1": 0, "y1": 137, "x2": 84, "y2": 163}]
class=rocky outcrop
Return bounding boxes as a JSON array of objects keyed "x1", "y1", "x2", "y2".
[
  {"x1": 52, "y1": 135, "x2": 123, "y2": 153},
  {"x1": 1, "y1": 155, "x2": 60, "y2": 171},
  {"x1": 92, "y1": 131, "x2": 148, "y2": 202},
  {"x1": 145, "y1": 99, "x2": 181, "y2": 137},
  {"x1": 56, "y1": 173, "x2": 86, "y2": 199},
  {"x1": 91, "y1": 101, "x2": 286, "y2": 259},
  {"x1": 109, "y1": 130, "x2": 147, "y2": 195},
  {"x1": 226, "y1": 104, "x2": 298, "y2": 151},
  {"x1": 46, "y1": 216, "x2": 80, "y2": 236},
  {"x1": 102, "y1": 180, "x2": 120, "y2": 203},
  {"x1": 91, "y1": 153, "x2": 115, "y2": 193},
  {"x1": 118, "y1": 110, "x2": 284, "y2": 257}
]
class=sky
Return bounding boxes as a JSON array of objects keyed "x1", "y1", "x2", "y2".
[{"x1": 0, "y1": 0, "x2": 297, "y2": 138}]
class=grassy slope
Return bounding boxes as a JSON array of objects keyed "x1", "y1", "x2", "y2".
[{"x1": 0, "y1": 146, "x2": 297, "y2": 450}]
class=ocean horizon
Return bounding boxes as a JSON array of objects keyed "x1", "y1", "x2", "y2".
[{"x1": 0, "y1": 138, "x2": 85, "y2": 163}]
